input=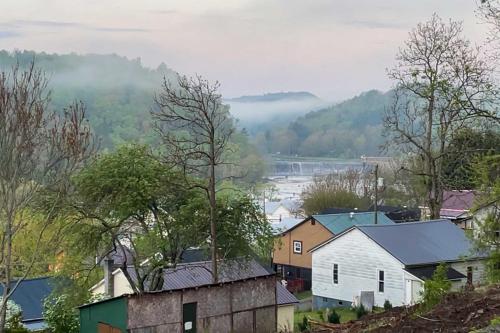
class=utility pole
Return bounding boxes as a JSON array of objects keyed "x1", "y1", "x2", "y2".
[{"x1": 374, "y1": 164, "x2": 378, "y2": 224}]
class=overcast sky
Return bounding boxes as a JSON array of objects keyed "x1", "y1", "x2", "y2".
[{"x1": 0, "y1": 0, "x2": 490, "y2": 100}]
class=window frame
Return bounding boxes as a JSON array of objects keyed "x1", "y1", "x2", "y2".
[
  {"x1": 378, "y1": 269, "x2": 385, "y2": 293},
  {"x1": 293, "y1": 240, "x2": 302, "y2": 254},
  {"x1": 333, "y1": 263, "x2": 338, "y2": 284}
]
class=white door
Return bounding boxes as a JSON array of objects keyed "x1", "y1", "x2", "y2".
[{"x1": 405, "y1": 279, "x2": 412, "y2": 304}]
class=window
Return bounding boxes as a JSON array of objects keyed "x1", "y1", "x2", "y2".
[
  {"x1": 333, "y1": 264, "x2": 338, "y2": 284},
  {"x1": 378, "y1": 270, "x2": 385, "y2": 293},
  {"x1": 293, "y1": 241, "x2": 302, "y2": 254}
]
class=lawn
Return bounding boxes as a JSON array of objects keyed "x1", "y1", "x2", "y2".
[
  {"x1": 294, "y1": 290, "x2": 312, "y2": 300},
  {"x1": 294, "y1": 307, "x2": 358, "y2": 331}
]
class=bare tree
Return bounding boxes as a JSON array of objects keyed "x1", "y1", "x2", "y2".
[
  {"x1": 384, "y1": 14, "x2": 499, "y2": 219},
  {"x1": 152, "y1": 74, "x2": 234, "y2": 283},
  {"x1": 0, "y1": 62, "x2": 95, "y2": 331},
  {"x1": 479, "y1": 0, "x2": 500, "y2": 44}
]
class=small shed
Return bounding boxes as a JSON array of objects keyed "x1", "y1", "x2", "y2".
[{"x1": 80, "y1": 274, "x2": 278, "y2": 333}]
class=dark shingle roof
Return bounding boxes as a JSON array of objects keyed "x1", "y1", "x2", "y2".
[
  {"x1": 357, "y1": 220, "x2": 481, "y2": 265},
  {"x1": 276, "y1": 282, "x2": 298, "y2": 305},
  {"x1": 320, "y1": 208, "x2": 369, "y2": 215},
  {"x1": 405, "y1": 266, "x2": 465, "y2": 281},
  {"x1": 0, "y1": 277, "x2": 52, "y2": 322},
  {"x1": 312, "y1": 212, "x2": 394, "y2": 234}
]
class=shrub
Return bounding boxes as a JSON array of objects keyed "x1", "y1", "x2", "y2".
[
  {"x1": 43, "y1": 295, "x2": 79, "y2": 333},
  {"x1": 327, "y1": 309, "x2": 340, "y2": 324},
  {"x1": 6, "y1": 313, "x2": 29, "y2": 333},
  {"x1": 297, "y1": 316, "x2": 309, "y2": 332},
  {"x1": 420, "y1": 263, "x2": 452, "y2": 312},
  {"x1": 355, "y1": 304, "x2": 368, "y2": 319},
  {"x1": 383, "y1": 299, "x2": 392, "y2": 310},
  {"x1": 316, "y1": 309, "x2": 324, "y2": 322},
  {"x1": 0, "y1": 297, "x2": 28, "y2": 333}
]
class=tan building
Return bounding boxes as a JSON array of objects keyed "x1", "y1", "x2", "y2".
[
  {"x1": 89, "y1": 259, "x2": 298, "y2": 333},
  {"x1": 273, "y1": 212, "x2": 394, "y2": 291}
]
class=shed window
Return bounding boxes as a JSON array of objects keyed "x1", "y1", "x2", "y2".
[
  {"x1": 378, "y1": 270, "x2": 385, "y2": 293},
  {"x1": 293, "y1": 241, "x2": 302, "y2": 254},
  {"x1": 333, "y1": 264, "x2": 338, "y2": 284}
]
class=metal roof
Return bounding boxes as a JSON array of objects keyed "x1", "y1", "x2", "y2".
[
  {"x1": 0, "y1": 277, "x2": 52, "y2": 322},
  {"x1": 271, "y1": 217, "x2": 303, "y2": 234},
  {"x1": 125, "y1": 258, "x2": 273, "y2": 292},
  {"x1": 311, "y1": 212, "x2": 394, "y2": 234},
  {"x1": 276, "y1": 282, "x2": 298, "y2": 305},
  {"x1": 357, "y1": 220, "x2": 482, "y2": 265}
]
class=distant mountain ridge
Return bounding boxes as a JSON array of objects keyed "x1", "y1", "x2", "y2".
[
  {"x1": 252, "y1": 90, "x2": 393, "y2": 158},
  {"x1": 226, "y1": 91, "x2": 320, "y2": 103}
]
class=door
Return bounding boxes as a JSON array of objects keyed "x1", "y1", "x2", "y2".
[
  {"x1": 183, "y1": 302, "x2": 197, "y2": 333},
  {"x1": 98, "y1": 323, "x2": 121, "y2": 333},
  {"x1": 405, "y1": 279, "x2": 412, "y2": 304},
  {"x1": 467, "y1": 266, "x2": 473, "y2": 285}
]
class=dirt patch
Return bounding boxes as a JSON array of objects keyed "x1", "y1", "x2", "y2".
[{"x1": 311, "y1": 285, "x2": 500, "y2": 333}]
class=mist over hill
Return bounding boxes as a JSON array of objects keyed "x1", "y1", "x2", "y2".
[
  {"x1": 225, "y1": 92, "x2": 326, "y2": 134},
  {"x1": 0, "y1": 51, "x2": 392, "y2": 159},
  {"x1": 0, "y1": 50, "x2": 178, "y2": 149}
]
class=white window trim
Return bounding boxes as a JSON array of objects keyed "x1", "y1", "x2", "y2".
[
  {"x1": 377, "y1": 269, "x2": 385, "y2": 293},
  {"x1": 293, "y1": 240, "x2": 302, "y2": 254}
]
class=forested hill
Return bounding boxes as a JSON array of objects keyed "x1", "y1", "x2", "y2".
[
  {"x1": 253, "y1": 90, "x2": 393, "y2": 158},
  {"x1": 0, "y1": 50, "x2": 177, "y2": 149}
]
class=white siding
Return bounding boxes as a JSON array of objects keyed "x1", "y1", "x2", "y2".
[
  {"x1": 268, "y1": 206, "x2": 293, "y2": 222},
  {"x1": 450, "y1": 260, "x2": 487, "y2": 286},
  {"x1": 312, "y1": 229, "x2": 407, "y2": 307},
  {"x1": 89, "y1": 269, "x2": 134, "y2": 297}
]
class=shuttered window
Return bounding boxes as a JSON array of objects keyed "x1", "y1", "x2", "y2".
[{"x1": 333, "y1": 264, "x2": 338, "y2": 284}]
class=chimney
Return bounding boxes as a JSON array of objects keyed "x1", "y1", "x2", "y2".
[{"x1": 103, "y1": 258, "x2": 114, "y2": 297}]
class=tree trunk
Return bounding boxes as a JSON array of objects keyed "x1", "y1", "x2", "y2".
[
  {"x1": 209, "y1": 139, "x2": 218, "y2": 283},
  {"x1": 0, "y1": 215, "x2": 13, "y2": 333}
]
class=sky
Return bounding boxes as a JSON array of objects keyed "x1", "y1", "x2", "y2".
[{"x1": 0, "y1": 0, "x2": 490, "y2": 101}]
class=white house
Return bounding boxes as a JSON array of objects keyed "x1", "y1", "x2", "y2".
[
  {"x1": 310, "y1": 220, "x2": 487, "y2": 309},
  {"x1": 264, "y1": 200, "x2": 302, "y2": 223}
]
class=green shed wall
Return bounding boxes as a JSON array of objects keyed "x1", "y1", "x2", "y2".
[{"x1": 79, "y1": 297, "x2": 127, "y2": 333}]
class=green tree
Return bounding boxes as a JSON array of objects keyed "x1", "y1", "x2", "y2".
[
  {"x1": 472, "y1": 154, "x2": 500, "y2": 282},
  {"x1": 43, "y1": 295, "x2": 79, "y2": 333},
  {"x1": 72, "y1": 144, "x2": 208, "y2": 292},
  {"x1": 420, "y1": 263, "x2": 452, "y2": 312},
  {"x1": 441, "y1": 129, "x2": 500, "y2": 190},
  {"x1": 72, "y1": 145, "x2": 273, "y2": 292}
]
